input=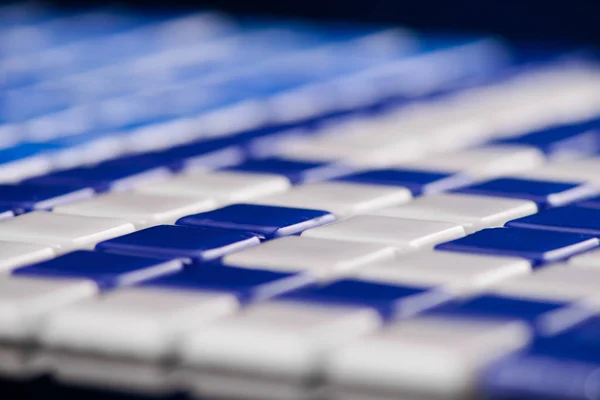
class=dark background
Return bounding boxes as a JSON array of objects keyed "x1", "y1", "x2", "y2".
[{"x1": 33, "y1": 0, "x2": 600, "y2": 47}]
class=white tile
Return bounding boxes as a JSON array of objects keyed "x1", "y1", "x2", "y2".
[
  {"x1": 326, "y1": 316, "x2": 530, "y2": 400},
  {"x1": 0, "y1": 276, "x2": 97, "y2": 341},
  {"x1": 396, "y1": 145, "x2": 545, "y2": 179},
  {"x1": 520, "y1": 69, "x2": 600, "y2": 125},
  {"x1": 24, "y1": 105, "x2": 91, "y2": 142},
  {"x1": 253, "y1": 181, "x2": 412, "y2": 219},
  {"x1": 405, "y1": 110, "x2": 493, "y2": 153},
  {"x1": 123, "y1": 118, "x2": 196, "y2": 153},
  {"x1": 351, "y1": 251, "x2": 531, "y2": 295},
  {"x1": 268, "y1": 83, "x2": 342, "y2": 124},
  {"x1": 193, "y1": 99, "x2": 271, "y2": 138},
  {"x1": 470, "y1": 68, "x2": 600, "y2": 137},
  {"x1": 223, "y1": 236, "x2": 397, "y2": 280},
  {"x1": 0, "y1": 209, "x2": 14, "y2": 222},
  {"x1": 0, "y1": 241, "x2": 55, "y2": 273},
  {"x1": 513, "y1": 158, "x2": 600, "y2": 187},
  {"x1": 134, "y1": 170, "x2": 290, "y2": 203},
  {"x1": 0, "y1": 125, "x2": 20, "y2": 150},
  {"x1": 54, "y1": 192, "x2": 217, "y2": 229},
  {"x1": 0, "y1": 344, "x2": 46, "y2": 379},
  {"x1": 302, "y1": 215, "x2": 465, "y2": 251},
  {"x1": 40, "y1": 287, "x2": 239, "y2": 361},
  {"x1": 179, "y1": 301, "x2": 381, "y2": 395},
  {"x1": 0, "y1": 212, "x2": 136, "y2": 254},
  {"x1": 371, "y1": 193, "x2": 537, "y2": 233},
  {"x1": 569, "y1": 248, "x2": 600, "y2": 268},
  {"x1": 479, "y1": 93, "x2": 564, "y2": 138},
  {"x1": 0, "y1": 155, "x2": 52, "y2": 183},
  {"x1": 51, "y1": 134, "x2": 127, "y2": 169},
  {"x1": 489, "y1": 265, "x2": 600, "y2": 305},
  {"x1": 274, "y1": 131, "x2": 426, "y2": 167},
  {"x1": 39, "y1": 352, "x2": 175, "y2": 394}
]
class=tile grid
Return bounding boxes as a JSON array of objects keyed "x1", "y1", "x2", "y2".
[{"x1": 1, "y1": 6, "x2": 600, "y2": 400}]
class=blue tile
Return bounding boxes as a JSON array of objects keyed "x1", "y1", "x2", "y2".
[
  {"x1": 454, "y1": 177, "x2": 596, "y2": 208},
  {"x1": 45, "y1": 130, "x2": 121, "y2": 149},
  {"x1": 225, "y1": 157, "x2": 354, "y2": 185},
  {"x1": 0, "y1": 183, "x2": 94, "y2": 212},
  {"x1": 426, "y1": 294, "x2": 593, "y2": 333},
  {"x1": 530, "y1": 338, "x2": 600, "y2": 363},
  {"x1": 12, "y1": 250, "x2": 183, "y2": 290},
  {"x1": 107, "y1": 137, "x2": 246, "y2": 173},
  {"x1": 86, "y1": 152, "x2": 170, "y2": 172},
  {"x1": 96, "y1": 225, "x2": 260, "y2": 262},
  {"x1": 436, "y1": 227, "x2": 599, "y2": 266},
  {"x1": 481, "y1": 346, "x2": 600, "y2": 400},
  {"x1": 24, "y1": 162, "x2": 171, "y2": 192},
  {"x1": 141, "y1": 264, "x2": 315, "y2": 305},
  {"x1": 0, "y1": 3, "x2": 54, "y2": 28},
  {"x1": 336, "y1": 168, "x2": 472, "y2": 195},
  {"x1": 277, "y1": 279, "x2": 452, "y2": 320},
  {"x1": 0, "y1": 143, "x2": 47, "y2": 165},
  {"x1": 176, "y1": 204, "x2": 335, "y2": 239},
  {"x1": 574, "y1": 195, "x2": 600, "y2": 210},
  {"x1": 540, "y1": 316, "x2": 600, "y2": 350},
  {"x1": 164, "y1": 138, "x2": 248, "y2": 171},
  {"x1": 506, "y1": 206, "x2": 600, "y2": 237},
  {"x1": 494, "y1": 121, "x2": 600, "y2": 158}
]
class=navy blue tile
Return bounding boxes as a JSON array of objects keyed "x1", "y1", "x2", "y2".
[
  {"x1": 427, "y1": 294, "x2": 593, "y2": 333},
  {"x1": 481, "y1": 346, "x2": 600, "y2": 400},
  {"x1": 107, "y1": 137, "x2": 246, "y2": 172},
  {"x1": 494, "y1": 121, "x2": 600, "y2": 158},
  {"x1": 225, "y1": 157, "x2": 354, "y2": 184},
  {"x1": 0, "y1": 183, "x2": 94, "y2": 212},
  {"x1": 454, "y1": 177, "x2": 596, "y2": 208},
  {"x1": 336, "y1": 168, "x2": 471, "y2": 196},
  {"x1": 574, "y1": 195, "x2": 600, "y2": 210},
  {"x1": 506, "y1": 206, "x2": 600, "y2": 237},
  {"x1": 530, "y1": 338, "x2": 600, "y2": 363},
  {"x1": 176, "y1": 204, "x2": 335, "y2": 239},
  {"x1": 436, "y1": 227, "x2": 599, "y2": 266},
  {"x1": 161, "y1": 138, "x2": 247, "y2": 171},
  {"x1": 24, "y1": 162, "x2": 170, "y2": 192},
  {"x1": 141, "y1": 264, "x2": 315, "y2": 305},
  {"x1": 12, "y1": 250, "x2": 182, "y2": 290},
  {"x1": 96, "y1": 225, "x2": 260, "y2": 262},
  {"x1": 88, "y1": 152, "x2": 171, "y2": 171},
  {"x1": 540, "y1": 316, "x2": 600, "y2": 350},
  {"x1": 277, "y1": 279, "x2": 452, "y2": 320}
]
